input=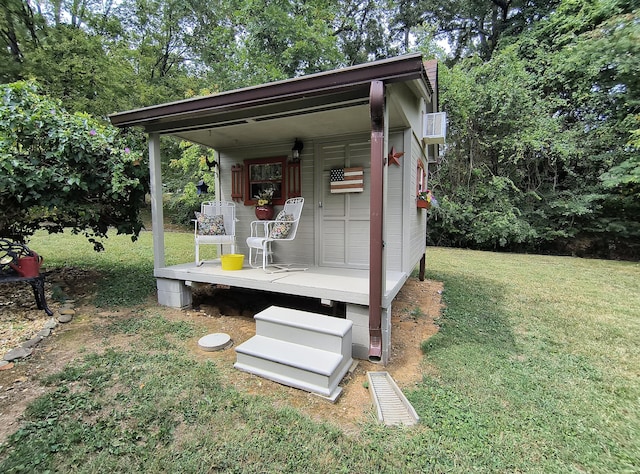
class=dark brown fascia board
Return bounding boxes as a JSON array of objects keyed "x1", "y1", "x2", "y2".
[
  {"x1": 109, "y1": 53, "x2": 431, "y2": 130},
  {"x1": 143, "y1": 87, "x2": 370, "y2": 134}
]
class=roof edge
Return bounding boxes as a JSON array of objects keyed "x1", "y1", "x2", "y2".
[{"x1": 110, "y1": 54, "x2": 432, "y2": 129}]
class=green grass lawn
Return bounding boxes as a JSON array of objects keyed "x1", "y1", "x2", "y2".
[{"x1": 1, "y1": 234, "x2": 638, "y2": 473}]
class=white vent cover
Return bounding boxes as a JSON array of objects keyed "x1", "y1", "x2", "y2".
[{"x1": 422, "y1": 112, "x2": 447, "y2": 144}]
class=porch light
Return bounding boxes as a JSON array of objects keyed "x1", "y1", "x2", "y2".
[{"x1": 291, "y1": 138, "x2": 304, "y2": 161}]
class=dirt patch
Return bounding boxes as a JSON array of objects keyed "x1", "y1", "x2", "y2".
[{"x1": 0, "y1": 272, "x2": 443, "y2": 441}]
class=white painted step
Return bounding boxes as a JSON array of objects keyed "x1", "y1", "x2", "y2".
[
  {"x1": 235, "y1": 335, "x2": 351, "y2": 401},
  {"x1": 254, "y1": 306, "x2": 352, "y2": 353}
]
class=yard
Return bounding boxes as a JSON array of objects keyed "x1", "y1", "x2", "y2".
[{"x1": 1, "y1": 231, "x2": 638, "y2": 472}]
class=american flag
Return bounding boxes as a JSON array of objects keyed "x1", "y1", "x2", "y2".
[{"x1": 330, "y1": 167, "x2": 364, "y2": 193}]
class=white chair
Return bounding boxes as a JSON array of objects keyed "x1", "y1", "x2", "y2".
[
  {"x1": 246, "y1": 197, "x2": 304, "y2": 271},
  {"x1": 194, "y1": 201, "x2": 236, "y2": 266}
]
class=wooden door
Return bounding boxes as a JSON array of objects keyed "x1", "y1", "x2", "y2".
[{"x1": 317, "y1": 140, "x2": 370, "y2": 268}]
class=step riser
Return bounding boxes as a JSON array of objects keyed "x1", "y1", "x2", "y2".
[
  {"x1": 235, "y1": 306, "x2": 354, "y2": 401},
  {"x1": 235, "y1": 355, "x2": 340, "y2": 396},
  {"x1": 256, "y1": 320, "x2": 351, "y2": 353}
]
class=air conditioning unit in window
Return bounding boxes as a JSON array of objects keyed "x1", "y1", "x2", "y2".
[{"x1": 422, "y1": 112, "x2": 447, "y2": 144}]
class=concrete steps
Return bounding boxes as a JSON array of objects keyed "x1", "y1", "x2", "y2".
[{"x1": 234, "y1": 306, "x2": 353, "y2": 402}]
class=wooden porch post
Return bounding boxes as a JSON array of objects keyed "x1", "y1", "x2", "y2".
[
  {"x1": 148, "y1": 133, "x2": 165, "y2": 269},
  {"x1": 369, "y1": 80, "x2": 385, "y2": 361}
]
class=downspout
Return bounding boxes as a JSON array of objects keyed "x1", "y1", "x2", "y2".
[{"x1": 368, "y1": 80, "x2": 384, "y2": 361}]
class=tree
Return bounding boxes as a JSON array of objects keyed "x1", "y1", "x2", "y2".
[
  {"x1": 428, "y1": 0, "x2": 640, "y2": 258},
  {"x1": 0, "y1": 81, "x2": 148, "y2": 250},
  {"x1": 0, "y1": 0, "x2": 42, "y2": 81},
  {"x1": 407, "y1": 0, "x2": 560, "y2": 62}
]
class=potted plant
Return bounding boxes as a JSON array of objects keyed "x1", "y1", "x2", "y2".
[
  {"x1": 254, "y1": 187, "x2": 275, "y2": 220},
  {"x1": 417, "y1": 190, "x2": 438, "y2": 209}
]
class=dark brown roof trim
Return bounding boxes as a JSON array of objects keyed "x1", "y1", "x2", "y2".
[
  {"x1": 109, "y1": 54, "x2": 432, "y2": 129},
  {"x1": 143, "y1": 87, "x2": 370, "y2": 134}
]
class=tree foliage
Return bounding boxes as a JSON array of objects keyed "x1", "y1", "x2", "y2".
[
  {"x1": 0, "y1": 0, "x2": 637, "y2": 258},
  {"x1": 0, "y1": 81, "x2": 148, "y2": 249},
  {"x1": 429, "y1": 0, "x2": 640, "y2": 258}
]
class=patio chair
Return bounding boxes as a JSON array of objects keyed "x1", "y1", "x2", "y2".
[
  {"x1": 246, "y1": 197, "x2": 304, "y2": 271},
  {"x1": 194, "y1": 201, "x2": 236, "y2": 266}
]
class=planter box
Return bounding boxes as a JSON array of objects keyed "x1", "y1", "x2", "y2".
[{"x1": 417, "y1": 200, "x2": 431, "y2": 209}]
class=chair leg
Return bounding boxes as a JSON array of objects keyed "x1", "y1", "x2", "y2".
[
  {"x1": 248, "y1": 246, "x2": 258, "y2": 268},
  {"x1": 261, "y1": 241, "x2": 273, "y2": 271},
  {"x1": 195, "y1": 243, "x2": 201, "y2": 266}
]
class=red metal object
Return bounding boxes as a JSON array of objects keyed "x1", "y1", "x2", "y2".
[
  {"x1": 10, "y1": 253, "x2": 43, "y2": 278},
  {"x1": 368, "y1": 80, "x2": 385, "y2": 362}
]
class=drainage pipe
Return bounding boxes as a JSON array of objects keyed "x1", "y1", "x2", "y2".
[{"x1": 368, "y1": 80, "x2": 384, "y2": 362}]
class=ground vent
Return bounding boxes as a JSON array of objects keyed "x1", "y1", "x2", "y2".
[{"x1": 367, "y1": 371, "x2": 419, "y2": 426}]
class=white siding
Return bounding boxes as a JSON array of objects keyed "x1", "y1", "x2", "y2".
[
  {"x1": 214, "y1": 117, "x2": 426, "y2": 273},
  {"x1": 218, "y1": 141, "x2": 315, "y2": 266},
  {"x1": 408, "y1": 133, "x2": 428, "y2": 268},
  {"x1": 384, "y1": 131, "x2": 405, "y2": 272}
]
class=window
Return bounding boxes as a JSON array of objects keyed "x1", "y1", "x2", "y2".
[
  {"x1": 416, "y1": 160, "x2": 427, "y2": 195},
  {"x1": 244, "y1": 156, "x2": 287, "y2": 205}
]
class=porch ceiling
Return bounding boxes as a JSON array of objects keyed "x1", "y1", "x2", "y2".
[{"x1": 174, "y1": 102, "x2": 372, "y2": 149}]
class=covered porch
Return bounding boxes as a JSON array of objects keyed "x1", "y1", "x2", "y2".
[
  {"x1": 155, "y1": 261, "x2": 408, "y2": 361},
  {"x1": 156, "y1": 261, "x2": 407, "y2": 308}
]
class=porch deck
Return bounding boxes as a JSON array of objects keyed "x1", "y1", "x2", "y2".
[{"x1": 155, "y1": 261, "x2": 407, "y2": 308}]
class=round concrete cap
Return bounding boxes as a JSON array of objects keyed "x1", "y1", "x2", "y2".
[{"x1": 198, "y1": 333, "x2": 232, "y2": 352}]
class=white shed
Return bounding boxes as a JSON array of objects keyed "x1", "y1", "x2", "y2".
[{"x1": 110, "y1": 53, "x2": 442, "y2": 365}]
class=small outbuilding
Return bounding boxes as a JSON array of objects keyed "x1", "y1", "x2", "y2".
[{"x1": 110, "y1": 53, "x2": 443, "y2": 365}]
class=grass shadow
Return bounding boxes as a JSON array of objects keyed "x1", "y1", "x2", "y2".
[
  {"x1": 420, "y1": 269, "x2": 516, "y2": 355},
  {"x1": 93, "y1": 263, "x2": 157, "y2": 307}
]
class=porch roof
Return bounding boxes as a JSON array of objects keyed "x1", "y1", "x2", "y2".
[{"x1": 109, "y1": 54, "x2": 433, "y2": 148}]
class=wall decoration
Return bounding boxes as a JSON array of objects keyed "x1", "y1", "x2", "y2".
[
  {"x1": 388, "y1": 146, "x2": 404, "y2": 166},
  {"x1": 287, "y1": 160, "x2": 301, "y2": 197},
  {"x1": 231, "y1": 164, "x2": 243, "y2": 201},
  {"x1": 330, "y1": 167, "x2": 364, "y2": 193}
]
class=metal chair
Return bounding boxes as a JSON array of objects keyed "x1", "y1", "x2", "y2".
[
  {"x1": 246, "y1": 197, "x2": 304, "y2": 271},
  {"x1": 194, "y1": 201, "x2": 236, "y2": 266}
]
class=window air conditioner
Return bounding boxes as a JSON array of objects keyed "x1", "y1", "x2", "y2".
[{"x1": 422, "y1": 112, "x2": 447, "y2": 144}]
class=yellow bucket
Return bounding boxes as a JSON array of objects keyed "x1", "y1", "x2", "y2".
[{"x1": 221, "y1": 254, "x2": 244, "y2": 271}]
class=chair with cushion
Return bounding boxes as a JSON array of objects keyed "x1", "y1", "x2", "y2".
[
  {"x1": 194, "y1": 201, "x2": 236, "y2": 266},
  {"x1": 246, "y1": 197, "x2": 304, "y2": 271}
]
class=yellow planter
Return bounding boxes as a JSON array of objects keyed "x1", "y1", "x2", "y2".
[{"x1": 221, "y1": 254, "x2": 244, "y2": 271}]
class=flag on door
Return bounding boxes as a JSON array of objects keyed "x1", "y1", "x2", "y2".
[{"x1": 330, "y1": 167, "x2": 364, "y2": 193}]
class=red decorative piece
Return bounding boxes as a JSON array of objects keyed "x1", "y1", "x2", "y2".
[
  {"x1": 287, "y1": 160, "x2": 301, "y2": 198},
  {"x1": 231, "y1": 164, "x2": 243, "y2": 201},
  {"x1": 255, "y1": 205, "x2": 275, "y2": 220},
  {"x1": 388, "y1": 146, "x2": 405, "y2": 167}
]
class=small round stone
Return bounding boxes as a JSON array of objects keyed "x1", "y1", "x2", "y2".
[
  {"x1": 198, "y1": 333, "x2": 232, "y2": 352},
  {"x1": 58, "y1": 313, "x2": 73, "y2": 323}
]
